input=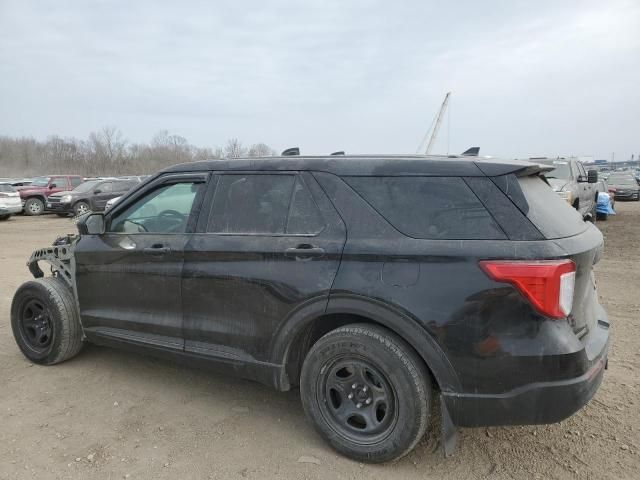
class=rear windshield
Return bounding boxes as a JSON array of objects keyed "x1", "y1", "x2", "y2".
[
  {"x1": 0, "y1": 183, "x2": 16, "y2": 193},
  {"x1": 517, "y1": 175, "x2": 587, "y2": 239},
  {"x1": 345, "y1": 176, "x2": 505, "y2": 240},
  {"x1": 537, "y1": 160, "x2": 571, "y2": 180}
]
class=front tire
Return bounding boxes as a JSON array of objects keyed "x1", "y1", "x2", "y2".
[
  {"x1": 300, "y1": 324, "x2": 431, "y2": 463},
  {"x1": 24, "y1": 198, "x2": 44, "y2": 216},
  {"x1": 73, "y1": 201, "x2": 90, "y2": 216},
  {"x1": 11, "y1": 277, "x2": 83, "y2": 365}
]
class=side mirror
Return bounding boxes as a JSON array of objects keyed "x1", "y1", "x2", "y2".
[
  {"x1": 94, "y1": 189, "x2": 102, "y2": 194},
  {"x1": 78, "y1": 213, "x2": 105, "y2": 235},
  {"x1": 587, "y1": 170, "x2": 598, "y2": 183},
  {"x1": 49, "y1": 183, "x2": 57, "y2": 189}
]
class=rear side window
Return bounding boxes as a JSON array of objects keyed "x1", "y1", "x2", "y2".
[
  {"x1": 517, "y1": 175, "x2": 586, "y2": 239},
  {"x1": 208, "y1": 174, "x2": 295, "y2": 234},
  {"x1": 70, "y1": 177, "x2": 83, "y2": 187},
  {"x1": 0, "y1": 184, "x2": 16, "y2": 192},
  {"x1": 207, "y1": 174, "x2": 325, "y2": 235},
  {"x1": 345, "y1": 176, "x2": 505, "y2": 240}
]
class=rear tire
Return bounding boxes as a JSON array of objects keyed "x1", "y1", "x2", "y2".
[
  {"x1": 24, "y1": 198, "x2": 44, "y2": 216},
  {"x1": 0, "y1": 214, "x2": 10, "y2": 220},
  {"x1": 300, "y1": 324, "x2": 431, "y2": 463},
  {"x1": 11, "y1": 277, "x2": 83, "y2": 365}
]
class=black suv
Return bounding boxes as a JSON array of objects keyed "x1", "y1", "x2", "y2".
[
  {"x1": 45, "y1": 178, "x2": 139, "y2": 216},
  {"x1": 11, "y1": 155, "x2": 609, "y2": 463}
]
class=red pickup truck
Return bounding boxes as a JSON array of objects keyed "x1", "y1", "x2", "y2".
[{"x1": 16, "y1": 175, "x2": 84, "y2": 215}]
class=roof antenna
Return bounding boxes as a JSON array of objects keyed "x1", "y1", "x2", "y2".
[
  {"x1": 330, "y1": 151, "x2": 345, "y2": 156},
  {"x1": 461, "y1": 147, "x2": 480, "y2": 156},
  {"x1": 281, "y1": 147, "x2": 300, "y2": 156}
]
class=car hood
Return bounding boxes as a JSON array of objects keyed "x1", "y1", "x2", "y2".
[
  {"x1": 546, "y1": 178, "x2": 568, "y2": 191},
  {"x1": 609, "y1": 183, "x2": 639, "y2": 191},
  {"x1": 47, "y1": 190, "x2": 75, "y2": 198}
]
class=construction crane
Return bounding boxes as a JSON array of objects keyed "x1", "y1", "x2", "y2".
[{"x1": 416, "y1": 91, "x2": 451, "y2": 154}]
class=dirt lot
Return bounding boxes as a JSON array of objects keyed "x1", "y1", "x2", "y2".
[{"x1": 0, "y1": 205, "x2": 639, "y2": 480}]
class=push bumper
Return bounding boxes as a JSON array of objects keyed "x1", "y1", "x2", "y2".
[{"x1": 442, "y1": 320, "x2": 609, "y2": 427}]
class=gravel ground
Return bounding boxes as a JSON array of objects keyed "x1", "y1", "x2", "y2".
[{"x1": 0, "y1": 204, "x2": 638, "y2": 480}]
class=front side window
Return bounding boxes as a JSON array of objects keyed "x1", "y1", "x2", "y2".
[
  {"x1": 98, "y1": 182, "x2": 113, "y2": 193},
  {"x1": 109, "y1": 181, "x2": 202, "y2": 234},
  {"x1": 71, "y1": 177, "x2": 83, "y2": 187},
  {"x1": 51, "y1": 177, "x2": 68, "y2": 188}
]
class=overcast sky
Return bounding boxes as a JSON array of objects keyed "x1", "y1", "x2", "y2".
[{"x1": 1, "y1": 0, "x2": 639, "y2": 160}]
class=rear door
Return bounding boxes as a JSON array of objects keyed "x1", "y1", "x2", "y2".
[{"x1": 182, "y1": 171, "x2": 346, "y2": 364}]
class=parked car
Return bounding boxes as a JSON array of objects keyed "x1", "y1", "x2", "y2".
[
  {"x1": 595, "y1": 179, "x2": 615, "y2": 220},
  {"x1": 535, "y1": 158, "x2": 598, "y2": 220},
  {"x1": 45, "y1": 179, "x2": 139, "y2": 216},
  {"x1": 0, "y1": 182, "x2": 22, "y2": 220},
  {"x1": 607, "y1": 173, "x2": 640, "y2": 201},
  {"x1": 16, "y1": 175, "x2": 84, "y2": 215},
  {"x1": 11, "y1": 156, "x2": 609, "y2": 462}
]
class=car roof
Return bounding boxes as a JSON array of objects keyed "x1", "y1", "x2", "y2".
[{"x1": 162, "y1": 155, "x2": 543, "y2": 177}]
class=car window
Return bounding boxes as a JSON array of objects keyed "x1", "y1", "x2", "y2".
[
  {"x1": 114, "y1": 181, "x2": 135, "y2": 192},
  {"x1": 99, "y1": 182, "x2": 113, "y2": 193},
  {"x1": 286, "y1": 177, "x2": 325, "y2": 234},
  {"x1": 345, "y1": 176, "x2": 505, "y2": 240},
  {"x1": 540, "y1": 161, "x2": 571, "y2": 180},
  {"x1": 577, "y1": 163, "x2": 587, "y2": 178},
  {"x1": 207, "y1": 174, "x2": 297, "y2": 234},
  {"x1": 51, "y1": 177, "x2": 68, "y2": 188},
  {"x1": 109, "y1": 181, "x2": 203, "y2": 234},
  {"x1": 70, "y1": 177, "x2": 83, "y2": 187},
  {"x1": 0, "y1": 183, "x2": 16, "y2": 193}
]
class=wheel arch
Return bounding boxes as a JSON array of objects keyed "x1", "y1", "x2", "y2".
[{"x1": 272, "y1": 295, "x2": 461, "y2": 394}]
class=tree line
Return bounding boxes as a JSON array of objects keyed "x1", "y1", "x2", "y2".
[{"x1": 0, "y1": 127, "x2": 278, "y2": 177}]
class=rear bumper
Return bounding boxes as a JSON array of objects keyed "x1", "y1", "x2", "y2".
[{"x1": 443, "y1": 318, "x2": 609, "y2": 427}]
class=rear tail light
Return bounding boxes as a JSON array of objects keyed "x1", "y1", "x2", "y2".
[{"x1": 479, "y1": 260, "x2": 576, "y2": 319}]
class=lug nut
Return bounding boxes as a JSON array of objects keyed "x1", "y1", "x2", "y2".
[
  {"x1": 362, "y1": 386, "x2": 368, "y2": 392},
  {"x1": 352, "y1": 383, "x2": 357, "y2": 389},
  {"x1": 365, "y1": 398, "x2": 371, "y2": 405},
  {"x1": 348, "y1": 393, "x2": 353, "y2": 399},
  {"x1": 356, "y1": 402, "x2": 362, "y2": 409}
]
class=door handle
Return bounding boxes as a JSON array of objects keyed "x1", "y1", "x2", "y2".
[
  {"x1": 284, "y1": 244, "x2": 325, "y2": 260},
  {"x1": 143, "y1": 245, "x2": 171, "y2": 256}
]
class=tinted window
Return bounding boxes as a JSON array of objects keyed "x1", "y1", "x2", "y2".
[
  {"x1": 517, "y1": 175, "x2": 586, "y2": 239},
  {"x1": 208, "y1": 174, "x2": 295, "y2": 234},
  {"x1": 345, "y1": 176, "x2": 505, "y2": 240},
  {"x1": 109, "y1": 182, "x2": 202, "y2": 234},
  {"x1": 71, "y1": 177, "x2": 83, "y2": 187},
  {"x1": 286, "y1": 177, "x2": 325, "y2": 234},
  {"x1": 0, "y1": 184, "x2": 16, "y2": 193}
]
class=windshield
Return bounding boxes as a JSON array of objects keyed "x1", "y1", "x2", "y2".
[
  {"x1": 539, "y1": 161, "x2": 571, "y2": 180},
  {"x1": 609, "y1": 175, "x2": 637, "y2": 186},
  {"x1": 72, "y1": 180, "x2": 102, "y2": 193},
  {"x1": 29, "y1": 176, "x2": 50, "y2": 187}
]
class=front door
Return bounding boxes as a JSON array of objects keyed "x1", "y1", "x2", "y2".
[
  {"x1": 182, "y1": 171, "x2": 346, "y2": 365},
  {"x1": 75, "y1": 173, "x2": 208, "y2": 351}
]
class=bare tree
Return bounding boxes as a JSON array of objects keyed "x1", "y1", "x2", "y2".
[
  {"x1": 248, "y1": 143, "x2": 277, "y2": 157},
  {"x1": 224, "y1": 138, "x2": 246, "y2": 158}
]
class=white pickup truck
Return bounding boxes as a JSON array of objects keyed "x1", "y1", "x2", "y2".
[{"x1": 536, "y1": 158, "x2": 599, "y2": 221}]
